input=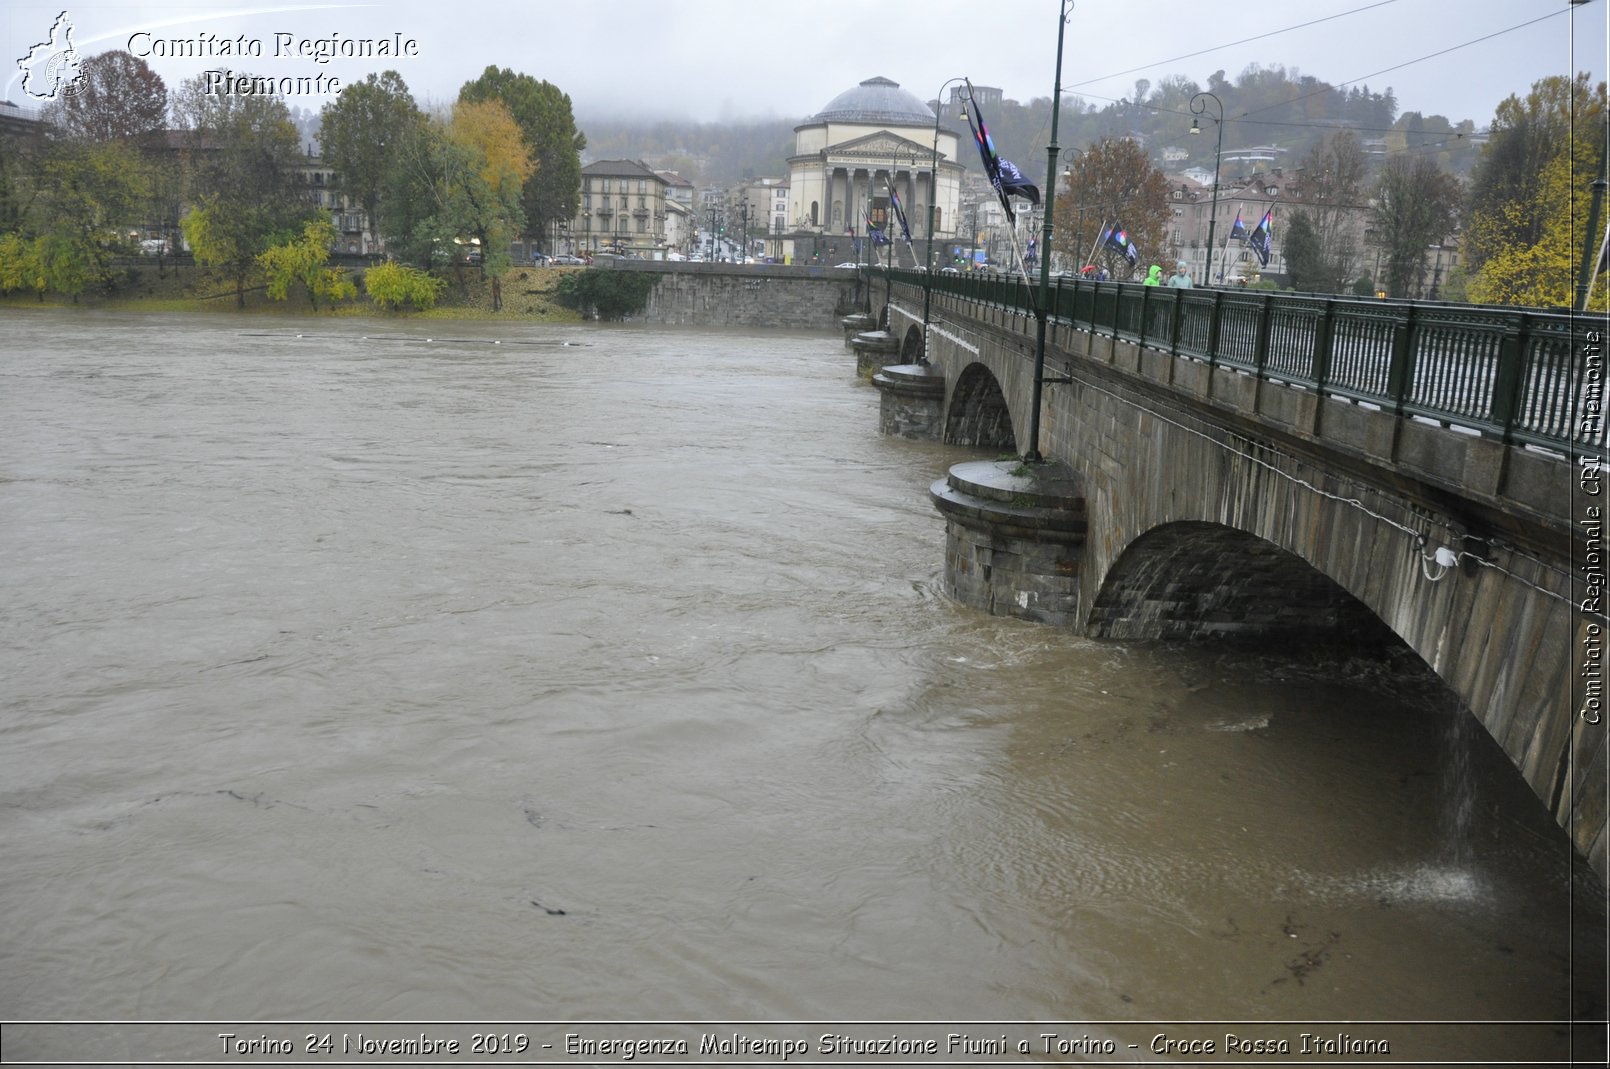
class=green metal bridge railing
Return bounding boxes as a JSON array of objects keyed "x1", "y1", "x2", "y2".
[{"x1": 884, "y1": 268, "x2": 1605, "y2": 457}]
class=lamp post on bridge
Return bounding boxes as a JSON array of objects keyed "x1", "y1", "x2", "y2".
[
  {"x1": 1190, "y1": 91, "x2": 1224, "y2": 287},
  {"x1": 1024, "y1": 0, "x2": 1075, "y2": 464},
  {"x1": 920, "y1": 77, "x2": 969, "y2": 366},
  {"x1": 883, "y1": 146, "x2": 915, "y2": 323}
]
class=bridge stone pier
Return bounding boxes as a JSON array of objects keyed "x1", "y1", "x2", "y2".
[{"x1": 873, "y1": 275, "x2": 1605, "y2": 880}]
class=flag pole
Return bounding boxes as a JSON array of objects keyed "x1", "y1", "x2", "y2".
[
  {"x1": 1087, "y1": 219, "x2": 1108, "y2": 277},
  {"x1": 1026, "y1": 0, "x2": 1074, "y2": 464},
  {"x1": 1587, "y1": 222, "x2": 1609, "y2": 307},
  {"x1": 1577, "y1": 120, "x2": 1608, "y2": 312}
]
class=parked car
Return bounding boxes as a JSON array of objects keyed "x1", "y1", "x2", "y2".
[
  {"x1": 833, "y1": 262, "x2": 860, "y2": 269},
  {"x1": 139, "y1": 239, "x2": 169, "y2": 257},
  {"x1": 550, "y1": 255, "x2": 587, "y2": 265}
]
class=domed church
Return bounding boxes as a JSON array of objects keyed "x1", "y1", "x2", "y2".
[{"x1": 785, "y1": 76, "x2": 964, "y2": 265}]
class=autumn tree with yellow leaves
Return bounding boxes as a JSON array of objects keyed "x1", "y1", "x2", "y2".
[
  {"x1": 376, "y1": 96, "x2": 533, "y2": 299},
  {"x1": 1465, "y1": 73, "x2": 1608, "y2": 311}
]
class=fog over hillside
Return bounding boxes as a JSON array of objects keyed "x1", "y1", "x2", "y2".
[{"x1": 573, "y1": 63, "x2": 1496, "y2": 188}]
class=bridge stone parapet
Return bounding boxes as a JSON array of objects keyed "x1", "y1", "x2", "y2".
[
  {"x1": 606, "y1": 260, "x2": 865, "y2": 328},
  {"x1": 878, "y1": 276, "x2": 1603, "y2": 879}
]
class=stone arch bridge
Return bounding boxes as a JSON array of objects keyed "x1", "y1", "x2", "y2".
[{"x1": 863, "y1": 270, "x2": 1605, "y2": 879}]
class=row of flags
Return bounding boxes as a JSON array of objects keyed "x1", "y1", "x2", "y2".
[
  {"x1": 1229, "y1": 208, "x2": 1275, "y2": 267},
  {"x1": 955, "y1": 77, "x2": 1281, "y2": 279},
  {"x1": 1092, "y1": 207, "x2": 1276, "y2": 277},
  {"x1": 861, "y1": 181, "x2": 914, "y2": 249}
]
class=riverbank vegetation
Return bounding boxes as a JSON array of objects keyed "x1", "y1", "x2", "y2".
[
  {"x1": 0, "y1": 256, "x2": 586, "y2": 320},
  {"x1": 1, "y1": 50, "x2": 589, "y2": 319}
]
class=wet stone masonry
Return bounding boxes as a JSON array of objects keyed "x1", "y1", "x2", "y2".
[
  {"x1": 929, "y1": 460, "x2": 1087, "y2": 627},
  {"x1": 871, "y1": 363, "x2": 946, "y2": 440},
  {"x1": 872, "y1": 280, "x2": 1601, "y2": 881},
  {"x1": 620, "y1": 262, "x2": 864, "y2": 328},
  {"x1": 851, "y1": 330, "x2": 901, "y2": 376}
]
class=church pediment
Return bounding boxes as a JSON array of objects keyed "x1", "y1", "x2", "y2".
[{"x1": 824, "y1": 131, "x2": 934, "y2": 161}]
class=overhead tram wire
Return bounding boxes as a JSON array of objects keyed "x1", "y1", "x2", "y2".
[
  {"x1": 1233, "y1": 6, "x2": 1581, "y2": 121},
  {"x1": 1050, "y1": 88, "x2": 1483, "y2": 169},
  {"x1": 1048, "y1": 6, "x2": 1581, "y2": 150},
  {"x1": 1017, "y1": 1, "x2": 1404, "y2": 159},
  {"x1": 1058, "y1": 0, "x2": 1404, "y2": 97}
]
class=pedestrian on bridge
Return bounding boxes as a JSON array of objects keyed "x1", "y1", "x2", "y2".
[
  {"x1": 1144, "y1": 264, "x2": 1162, "y2": 286},
  {"x1": 1167, "y1": 260, "x2": 1194, "y2": 288}
]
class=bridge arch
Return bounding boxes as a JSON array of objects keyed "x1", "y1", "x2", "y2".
[
  {"x1": 945, "y1": 362, "x2": 1016, "y2": 450},
  {"x1": 1087, "y1": 521, "x2": 1395, "y2": 643},
  {"x1": 885, "y1": 272, "x2": 1599, "y2": 878},
  {"x1": 899, "y1": 324, "x2": 924, "y2": 362}
]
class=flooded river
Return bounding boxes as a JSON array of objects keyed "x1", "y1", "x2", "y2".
[{"x1": 0, "y1": 312, "x2": 1602, "y2": 1063}]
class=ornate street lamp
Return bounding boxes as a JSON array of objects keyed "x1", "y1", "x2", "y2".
[
  {"x1": 920, "y1": 77, "x2": 969, "y2": 365},
  {"x1": 1190, "y1": 91, "x2": 1224, "y2": 286}
]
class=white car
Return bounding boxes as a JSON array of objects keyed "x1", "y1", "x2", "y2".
[{"x1": 833, "y1": 262, "x2": 860, "y2": 269}]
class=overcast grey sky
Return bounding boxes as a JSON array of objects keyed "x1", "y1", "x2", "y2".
[{"x1": 5, "y1": 0, "x2": 1605, "y2": 131}]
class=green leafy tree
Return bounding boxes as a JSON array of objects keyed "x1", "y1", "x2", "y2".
[
  {"x1": 457, "y1": 66, "x2": 585, "y2": 251},
  {"x1": 1465, "y1": 74, "x2": 1600, "y2": 275},
  {"x1": 364, "y1": 260, "x2": 445, "y2": 310},
  {"x1": 377, "y1": 120, "x2": 476, "y2": 271},
  {"x1": 0, "y1": 139, "x2": 149, "y2": 300},
  {"x1": 35, "y1": 231, "x2": 95, "y2": 299},
  {"x1": 173, "y1": 75, "x2": 314, "y2": 307},
  {"x1": 0, "y1": 231, "x2": 39, "y2": 295},
  {"x1": 257, "y1": 218, "x2": 355, "y2": 308},
  {"x1": 553, "y1": 268, "x2": 657, "y2": 320},
  {"x1": 1370, "y1": 155, "x2": 1460, "y2": 298},
  {"x1": 1282, "y1": 212, "x2": 1324, "y2": 292},
  {"x1": 317, "y1": 71, "x2": 423, "y2": 234},
  {"x1": 376, "y1": 108, "x2": 525, "y2": 282},
  {"x1": 375, "y1": 118, "x2": 453, "y2": 270}
]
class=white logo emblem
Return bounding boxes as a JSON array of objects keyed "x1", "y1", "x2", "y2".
[{"x1": 16, "y1": 11, "x2": 83, "y2": 101}]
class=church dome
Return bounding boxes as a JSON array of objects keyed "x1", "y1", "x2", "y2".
[{"x1": 812, "y1": 76, "x2": 935, "y2": 126}]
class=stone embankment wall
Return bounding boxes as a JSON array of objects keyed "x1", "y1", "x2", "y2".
[{"x1": 610, "y1": 261, "x2": 865, "y2": 328}]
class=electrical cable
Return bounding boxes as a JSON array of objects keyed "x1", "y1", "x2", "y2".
[
  {"x1": 1061, "y1": 0, "x2": 1405, "y2": 96},
  {"x1": 1233, "y1": 8, "x2": 1575, "y2": 121}
]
